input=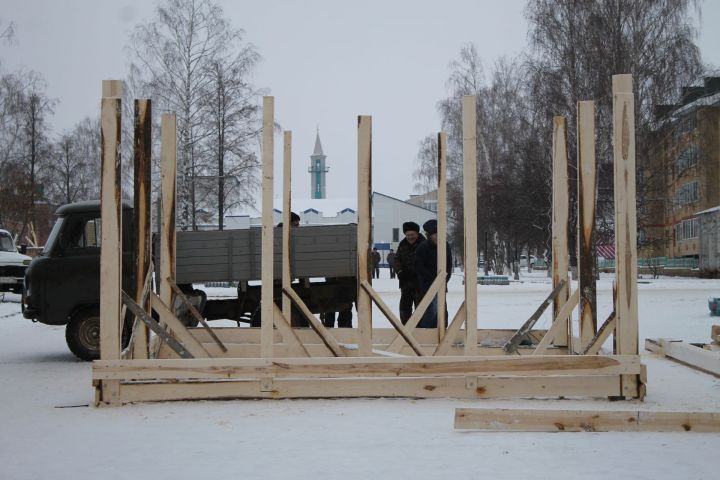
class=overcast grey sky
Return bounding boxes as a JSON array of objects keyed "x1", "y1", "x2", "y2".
[{"x1": 2, "y1": 0, "x2": 719, "y2": 204}]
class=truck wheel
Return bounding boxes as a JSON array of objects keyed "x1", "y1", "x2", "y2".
[{"x1": 65, "y1": 307, "x2": 101, "y2": 361}]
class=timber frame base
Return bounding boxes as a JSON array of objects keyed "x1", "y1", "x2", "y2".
[
  {"x1": 93, "y1": 327, "x2": 643, "y2": 405},
  {"x1": 95, "y1": 76, "x2": 644, "y2": 406}
]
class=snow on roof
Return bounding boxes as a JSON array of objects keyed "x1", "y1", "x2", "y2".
[
  {"x1": 273, "y1": 197, "x2": 357, "y2": 217},
  {"x1": 696, "y1": 205, "x2": 720, "y2": 216}
]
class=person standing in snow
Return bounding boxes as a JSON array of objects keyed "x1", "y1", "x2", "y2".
[
  {"x1": 386, "y1": 249, "x2": 396, "y2": 279},
  {"x1": 394, "y1": 221, "x2": 425, "y2": 324},
  {"x1": 414, "y1": 219, "x2": 452, "y2": 328},
  {"x1": 371, "y1": 247, "x2": 381, "y2": 279}
]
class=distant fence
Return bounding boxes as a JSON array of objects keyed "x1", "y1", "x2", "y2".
[{"x1": 597, "y1": 256, "x2": 698, "y2": 270}]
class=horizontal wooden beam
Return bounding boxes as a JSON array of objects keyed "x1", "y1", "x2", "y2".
[
  {"x1": 155, "y1": 342, "x2": 548, "y2": 359},
  {"x1": 454, "y1": 408, "x2": 720, "y2": 432},
  {"x1": 185, "y1": 326, "x2": 535, "y2": 346},
  {"x1": 92, "y1": 355, "x2": 640, "y2": 381},
  {"x1": 645, "y1": 339, "x2": 720, "y2": 377},
  {"x1": 109, "y1": 375, "x2": 623, "y2": 404}
]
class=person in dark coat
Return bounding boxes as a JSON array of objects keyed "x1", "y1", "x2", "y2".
[
  {"x1": 371, "y1": 247, "x2": 381, "y2": 279},
  {"x1": 414, "y1": 219, "x2": 452, "y2": 328},
  {"x1": 386, "y1": 249, "x2": 396, "y2": 279},
  {"x1": 394, "y1": 221, "x2": 425, "y2": 323}
]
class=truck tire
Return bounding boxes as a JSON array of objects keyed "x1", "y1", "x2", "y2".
[
  {"x1": 65, "y1": 307, "x2": 133, "y2": 361},
  {"x1": 65, "y1": 307, "x2": 101, "y2": 361}
]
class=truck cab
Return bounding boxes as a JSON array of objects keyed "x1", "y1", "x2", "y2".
[
  {"x1": 23, "y1": 201, "x2": 135, "y2": 360},
  {"x1": 0, "y1": 228, "x2": 32, "y2": 294}
]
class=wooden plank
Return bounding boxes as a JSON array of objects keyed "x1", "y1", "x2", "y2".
[
  {"x1": 361, "y1": 281, "x2": 425, "y2": 356},
  {"x1": 282, "y1": 130, "x2": 292, "y2": 326},
  {"x1": 645, "y1": 339, "x2": 720, "y2": 377},
  {"x1": 93, "y1": 354, "x2": 640, "y2": 380},
  {"x1": 711, "y1": 325, "x2": 719, "y2": 343},
  {"x1": 532, "y1": 289, "x2": 579, "y2": 355},
  {"x1": 99, "y1": 84, "x2": 123, "y2": 406},
  {"x1": 283, "y1": 286, "x2": 344, "y2": 357},
  {"x1": 100, "y1": 95, "x2": 122, "y2": 362},
  {"x1": 434, "y1": 302, "x2": 467, "y2": 356},
  {"x1": 150, "y1": 293, "x2": 210, "y2": 358},
  {"x1": 272, "y1": 304, "x2": 310, "y2": 357},
  {"x1": 612, "y1": 76, "x2": 639, "y2": 359},
  {"x1": 132, "y1": 98, "x2": 152, "y2": 359},
  {"x1": 462, "y1": 96, "x2": 478, "y2": 355},
  {"x1": 122, "y1": 291, "x2": 193, "y2": 359},
  {"x1": 454, "y1": 408, "x2": 720, "y2": 432},
  {"x1": 157, "y1": 342, "x2": 551, "y2": 359},
  {"x1": 261, "y1": 96, "x2": 275, "y2": 358},
  {"x1": 551, "y1": 116, "x2": 570, "y2": 347},
  {"x1": 437, "y1": 131, "x2": 448, "y2": 339},
  {"x1": 188, "y1": 326, "x2": 535, "y2": 346},
  {"x1": 114, "y1": 375, "x2": 622, "y2": 404},
  {"x1": 503, "y1": 280, "x2": 564, "y2": 353},
  {"x1": 583, "y1": 311, "x2": 616, "y2": 355},
  {"x1": 167, "y1": 279, "x2": 227, "y2": 353},
  {"x1": 613, "y1": 75, "x2": 639, "y2": 398},
  {"x1": 357, "y1": 115, "x2": 373, "y2": 355},
  {"x1": 159, "y1": 113, "x2": 177, "y2": 312},
  {"x1": 577, "y1": 101, "x2": 597, "y2": 348},
  {"x1": 386, "y1": 275, "x2": 443, "y2": 353}
]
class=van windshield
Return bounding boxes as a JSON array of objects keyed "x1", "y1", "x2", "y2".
[
  {"x1": 0, "y1": 232, "x2": 14, "y2": 252},
  {"x1": 43, "y1": 218, "x2": 64, "y2": 255}
]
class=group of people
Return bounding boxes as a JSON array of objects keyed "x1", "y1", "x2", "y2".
[
  {"x1": 278, "y1": 212, "x2": 451, "y2": 329},
  {"x1": 393, "y1": 219, "x2": 452, "y2": 329}
]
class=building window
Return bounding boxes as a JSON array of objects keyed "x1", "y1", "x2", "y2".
[
  {"x1": 675, "y1": 144, "x2": 698, "y2": 176},
  {"x1": 392, "y1": 228, "x2": 399, "y2": 242},
  {"x1": 676, "y1": 218, "x2": 699, "y2": 241},
  {"x1": 674, "y1": 181, "x2": 699, "y2": 208}
]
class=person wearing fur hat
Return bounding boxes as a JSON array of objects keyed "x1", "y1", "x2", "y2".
[
  {"x1": 414, "y1": 219, "x2": 453, "y2": 328},
  {"x1": 394, "y1": 221, "x2": 425, "y2": 323}
]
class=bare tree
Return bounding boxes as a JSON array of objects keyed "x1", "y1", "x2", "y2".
[
  {"x1": 525, "y1": 0, "x2": 704, "y2": 247},
  {"x1": 204, "y1": 47, "x2": 262, "y2": 230},
  {"x1": 129, "y1": 0, "x2": 262, "y2": 230},
  {"x1": 45, "y1": 117, "x2": 101, "y2": 206}
]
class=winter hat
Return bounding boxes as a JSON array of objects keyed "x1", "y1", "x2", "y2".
[
  {"x1": 423, "y1": 219, "x2": 437, "y2": 235},
  {"x1": 402, "y1": 221, "x2": 420, "y2": 233}
]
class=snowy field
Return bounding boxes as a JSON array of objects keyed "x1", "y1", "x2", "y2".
[{"x1": 1, "y1": 271, "x2": 719, "y2": 479}]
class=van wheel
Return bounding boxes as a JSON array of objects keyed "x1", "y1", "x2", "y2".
[{"x1": 66, "y1": 308, "x2": 100, "y2": 361}]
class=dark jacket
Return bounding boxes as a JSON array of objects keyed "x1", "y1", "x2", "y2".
[
  {"x1": 414, "y1": 239, "x2": 452, "y2": 293},
  {"x1": 394, "y1": 234, "x2": 425, "y2": 290},
  {"x1": 371, "y1": 250, "x2": 381, "y2": 267},
  {"x1": 386, "y1": 252, "x2": 396, "y2": 267}
]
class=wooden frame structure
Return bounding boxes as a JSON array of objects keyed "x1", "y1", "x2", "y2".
[{"x1": 93, "y1": 76, "x2": 644, "y2": 405}]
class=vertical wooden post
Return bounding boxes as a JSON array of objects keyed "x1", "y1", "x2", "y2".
[
  {"x1": 160, "y1": 114, "x2": 177, "y2": 316},
  {"x1": 437, "y1": 132, "x2": 448, "y2": 340},
  {"x1": 102, "y1": 80, "x2": 123, "y2": 98},
  {"x1": 99, "y1": 80, "x2": 122, "y2": 404},
  {"x1": 577, "y1": 101, "x2": 597, "y2": 349},
  {"x1": 462, "y1": 96, "x2": 477, "y2": 355},
  {"x1": 612, "y1": 74, "x2": 639, "y2": 396},
  {"x1": 357, "y1": 115, "x2": 373, "y2": 356},
  {"x1": 261, "y1": 96, "x2": 275, "y2": 359},
  {"x1": 551, "y1": 116, "x2": 570, "y2": 348},
  {"x1": 132, "y1": 99, "x2": 152, "y2": 359},
  {"x1": 282, "y1": 131, "x2": 292, "y2": 325}
]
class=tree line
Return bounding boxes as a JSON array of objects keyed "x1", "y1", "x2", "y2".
[
  {"x1": 414, "y1": 0, "x2": 705, "y2": 272},
  {"x1": 0, "y1": 0, "x2": 264, "y2": 244}
]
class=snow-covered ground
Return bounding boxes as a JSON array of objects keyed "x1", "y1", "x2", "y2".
[{"x1": 1, "y1": 271, "x2": 719, "y2": 479}]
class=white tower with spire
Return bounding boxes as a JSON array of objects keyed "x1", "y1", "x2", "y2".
[{"x1": 309, "y1": 128, "x2": 329, "y2": 199}]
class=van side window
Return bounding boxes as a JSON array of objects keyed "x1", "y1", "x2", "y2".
[
  {"x1": 83, "y1": 218, "x2": 102, "y2": 247},
  {"x1": 68, "y1": 217, "x2": 102, "y2": 250}
]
